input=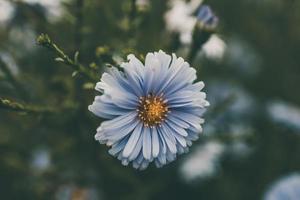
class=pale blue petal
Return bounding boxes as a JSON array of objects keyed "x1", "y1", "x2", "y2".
[
  {"x1": 157, "y1": 128, "x2": 167, "y2": 154},
  {"x1": 100, "y1": 111, "x2": 137, "y2": 130},
  {"x1": 129, "y1": 131, "x2": 143, "y2": 161},
  {"x1": 159, "y1": 124, "x2": 177, "y2": 154},
  {"x1": 108, "y1": 136, "x2": 129, "y2": 156},
  {"x1": 172, "y1": 132, "x2": 187, "y2": 147},
  {"x1": 164, "y1": 67, "x2": 196, "y2": 96},
  {"x1": 152, "y1": 52, "x2": 171, "y2": 94},
  {"x1": 127, "y1": 54, "x2": 144, "y2": 77},
  {"x1": 89, "y1": 96, "x2": 130, "y2": 119},
  {"x1": 103, "y1": 119, "x2": 140, "y2": 142},
  {"x1": 151, "y1": 127, "x2": 160, "y2": 158},
  {"x1": 169, "y1": 110, "x2": 203, "y2": 128},
  {"x1": 122, "y1": 123, "x2": 143, "y2": 158},
  {"x1": 109, "y1": 67, "x2": 142, "y2": 96},
  {"x1": 139, "y1": 161, "x2": 150, "y2": 170},
  {"x1": 185, "y1": 81, "x2": 205, "y2": 91},
  {"x1": 165, "y1": 120, "x2": 188, "y2": 137},
  {"x1": 166, "y1": 150, "x2": 176, "y2": 162},
  {"x1": 142, "y1": 127, "x2": 152, "y2": 160},
  {"x1": 156, "y1": 54, "x2": 185, "y2": 94},
  {"x1": 88, "y1": 104, "x2": 115, "y2": 119},
  {"x1": 167, "y1": 115, "x2": 190, "y2": 129}
]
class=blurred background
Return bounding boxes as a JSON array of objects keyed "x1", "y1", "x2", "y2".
[{"x1": 0, "y1": 0, "x2": 300, "y2": 199}]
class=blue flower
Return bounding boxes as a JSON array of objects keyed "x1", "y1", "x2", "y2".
[
  {"x1": 264, "y1": 173, "x2": 300, "y2": 200},
  {"x1": 89, "y1": 50, "x2": 209, "y2": 170},
  {"x1": 197, "y1": 5, "x2": 219, "y2": 31}
]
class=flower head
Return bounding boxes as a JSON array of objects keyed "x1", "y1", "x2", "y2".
[{"x1": 89, "y1": 50, "x2": 209, "y2": 169}]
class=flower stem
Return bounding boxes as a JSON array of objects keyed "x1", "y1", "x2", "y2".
[
  {"x1": 36, "y1": 33, "x2": 98, "y2": 82},
  {"x1": 0, "y1": 97, "x2": 58, "y2": 114},
  {"x1": 187, "y1": 27, "x2": 212, "y2": 63}
]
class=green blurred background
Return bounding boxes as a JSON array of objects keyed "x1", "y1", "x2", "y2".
[{"x1": 0, "y1": 0, "x2": 300, "y2": 199}]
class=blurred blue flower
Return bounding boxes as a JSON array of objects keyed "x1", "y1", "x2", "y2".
[
  {"x1": 0, "y1": 1, "x2": 14, "y2": 24},
  {"x1": 31, "y1": 148, "x2": 51, "y2": 172},
  {"x1": 264, "y1": 174, "x2": 300, "y2": 200},
  {"x1": 197, "y1": 5, "x2": 219, "y2": 30},
  {"x1": 267, "y1": 101, "x2": 300, "y2": 131},
  {"x1": 89, "y1": 50, "x2": 209, "y2": 169}
]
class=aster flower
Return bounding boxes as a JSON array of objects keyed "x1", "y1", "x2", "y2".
[{"x1": 89, "y1": 50, "x2": 209, "y2": 170}]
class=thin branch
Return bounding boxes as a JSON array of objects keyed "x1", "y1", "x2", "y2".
[
  {"x1": 36, "y1": 34, "x2": 98, "y2": 82},
  {"x1": 0, "y1": 97, "x2": 58, "y2": 114}
]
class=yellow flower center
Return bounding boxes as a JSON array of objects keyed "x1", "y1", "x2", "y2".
[{"x1": 137, "y1": 94, "x2": 169, "y2": 127}]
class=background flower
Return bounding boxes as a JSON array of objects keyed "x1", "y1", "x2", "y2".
[
  {"x1": 181, "y1": 141, "x2": 224, "y2": 181},
  {"x1": 264, "y1": 174, "x2": 300, "y2": 200}
]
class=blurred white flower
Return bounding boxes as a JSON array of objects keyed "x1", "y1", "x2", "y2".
[
  {"x1": 181, "y1": 141, "x2": 224, "y2": 181},
  {"x1": 0, "y1": 1, "x2": 14, "y2": 24},
  {"x1": 164, "y1": 0, "x2": 202, "y2": 44},
  {"x1": 202, "y1": 34, "x2": 226, "y2": 60},
  {"x1": 267, "y1": 101, "x2": 300, "y2": 130},
  {"x1": 264, "y1": 173, "x2": 300, "y2": 200},
  {"x1": 24, "y1": 0, "x2": 65, "y2": 21},
  {"x1": 136, "y1": 0, "x2": 150, "y2": 10},
  {"x1": 165, "y1": 1, "x2": 226, "y2": 60},
  {"x1": 0, "y1": 52, "x2": 19, "y2": 76}
]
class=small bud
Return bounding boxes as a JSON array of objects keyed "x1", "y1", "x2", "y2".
[
  {"x1": 136, "y1": 0, "x2": 150, "y2": 12},
  {"x1": 188, "y1": 5, "x2": 219, "y2": 61},
  {"x1": 89, "y1": 62, "x2": 97, "y2": 69},
  {"x1": 196, "y1": 5, "x2": 219, "y2": 32},
  {"x1": 82, "y1": 82, "x2": 95, "y2": 90},
  {"x1": 36, "y1": 33, "x2": 51, "y2": 46},
  {"x1": 95, "y1": 46, "x2": 110, "y2": 57}
]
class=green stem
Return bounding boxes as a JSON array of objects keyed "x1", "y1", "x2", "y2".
[
  {"x1": 36, "y1": 34, "x2": 98, "y2": 82},
  {"x1": 187, "y1": 28, "x2": 212, "y2": 63},
  {"x1": 0, "y1": 98, "x2": 58, "y2": 114}
]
